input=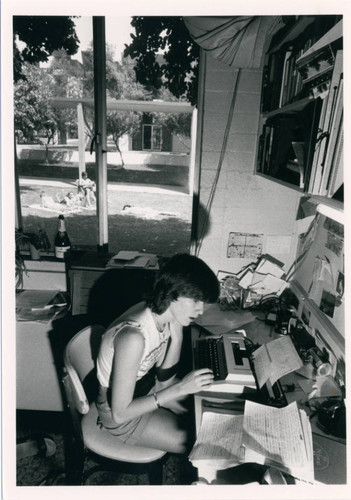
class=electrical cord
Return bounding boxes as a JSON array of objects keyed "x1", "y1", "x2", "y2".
[{"x1": 195, "y1": 69, "x2": 242, "y2": 256}]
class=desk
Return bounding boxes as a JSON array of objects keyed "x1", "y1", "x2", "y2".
[
  {"x1": 16, "y1": 290, "x2": 73, "y2": 412},
  {"x1": 191, "y1": 316, "x2": 346, "y2": 485},
  {"x1": 17, "y1": 318, "x2": 65, "y2": 411}
]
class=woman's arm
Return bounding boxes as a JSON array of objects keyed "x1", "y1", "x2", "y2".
[
  {"x1": 110, "y1": 327, "x2": 155, "y2": 424},
  {"x1": 110, "y1": 326, "x2": 214, "y2": 424}
]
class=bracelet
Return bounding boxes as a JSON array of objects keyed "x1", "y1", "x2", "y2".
[{"x1": 153, "y1": 392, "x2": 161, "y2": 408}]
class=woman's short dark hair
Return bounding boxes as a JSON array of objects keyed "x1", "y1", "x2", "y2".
[{"x1": 147, "y1": 253, "x2": 220, "y2": 314}]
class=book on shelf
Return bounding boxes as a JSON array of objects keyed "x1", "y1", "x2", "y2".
[
  {"x1": 260, "y1": 123, "x2": 273, "y2": 174},
  {"x1": 262, "y1": 51, "x2": 285, "y2": 112},
  {"x1": 266, "y1": 123, "x2": 275, "y2": 171},
  {"x1": 279, "y1": 48, "x2": 293, "y2": 107},
  {"x1": 256, "y1": 132, "x2": 264, "y2": 173},
  {"x1": 260, "y1": 64, "x2": 270, "y2": 112},
  {"x1": 271, "y1": 51, "x2": 285, "y2": 111},
  {"x1": 262, "y1": 18, "x2": 342, "y2": 114},
  {"x1": 189, "y1": 400, "x2": 314, "y2": 483},
  {"x1": 285, "y1": 52, "x2": 298, "y2": 105}
]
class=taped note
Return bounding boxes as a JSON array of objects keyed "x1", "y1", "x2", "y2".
[{"x1": 227, "y1": 232, "x2": 263, "y2": 259}]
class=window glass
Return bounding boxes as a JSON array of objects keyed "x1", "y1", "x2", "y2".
[{"x1": 15, "y1": 16, "x2": 194, "y2": 257}]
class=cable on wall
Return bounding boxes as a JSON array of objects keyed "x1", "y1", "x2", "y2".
[{"x1": 195, "y1": 68, "x2": 242, "y2": 256}]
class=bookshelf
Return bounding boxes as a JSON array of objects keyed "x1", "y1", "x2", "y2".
[{"x1": 256, "y1": 16, "x2": 343, "y2": 199}]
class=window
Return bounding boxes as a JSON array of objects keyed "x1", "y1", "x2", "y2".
[
  {"x1": 14, "y1": 16, "x2": 195, "y2": 257},
  {"x1": 142, "y1": 124, "x2": 163, "y2": 151}
]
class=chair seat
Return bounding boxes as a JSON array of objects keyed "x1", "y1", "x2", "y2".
[{"x1": 82, "y1": 404, "x2": 166, "y2": 463}]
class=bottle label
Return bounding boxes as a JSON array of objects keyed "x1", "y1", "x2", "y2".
[{"x1": 55, "y1": 246, "x2": 70, "y2": 259}]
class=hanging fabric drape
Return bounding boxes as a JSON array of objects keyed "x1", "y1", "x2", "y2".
[{"x1": 184, "y1": 16, "x2": 282, "y2": 68}]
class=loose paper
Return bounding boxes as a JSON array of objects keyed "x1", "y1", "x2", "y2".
[
  {"x1": 189, "y1": 401, "x2": 314, "y2": 482},
  {"x1": 189, "y1": 411, "x2": 244, "y2": 469},
  {"x1": 253, "y1": 336, "x2": 303, "y2": 388},
  {"x1": 242, "y1": 400, "x2": 314, "y2": 482}
]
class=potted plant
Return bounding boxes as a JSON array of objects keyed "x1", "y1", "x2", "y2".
[
  {"x1": 15, "y1": 227, "x2": 52, "y2": 288},
  {"x1": 15, "y1": 228, "x2": 29, "y2": 289},
  {"x1": 26, "y1": 232, "x2": 41, "y2": 260}
]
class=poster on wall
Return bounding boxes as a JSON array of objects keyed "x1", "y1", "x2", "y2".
[{"x1": 227, "y1": 232, "x2": 263, "y2": 259}]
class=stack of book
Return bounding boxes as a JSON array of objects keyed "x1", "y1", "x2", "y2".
[{"x1": 105, "y1": 251, "x2": 159, "y2": 270}]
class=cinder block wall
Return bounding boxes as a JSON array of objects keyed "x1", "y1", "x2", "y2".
[{"x1": 196, "y1": 54, "x2": 303, "y2": 275}]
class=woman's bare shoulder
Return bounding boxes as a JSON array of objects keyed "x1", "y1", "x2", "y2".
[{"x1": 113, "y1": 324, "x2": 145, "y2": 350}]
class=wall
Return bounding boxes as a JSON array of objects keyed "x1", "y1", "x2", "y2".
[
  {"x1": 171, "y1": 133, "x2": 191, "y2": 154},
  {"x1": 21, "y1": 259, "x2": 67, "y2": 291},
  {"x1": 17, "y1": 144, "x2": 189, "y2": 167},
  {"x1": 196, "y1": 53, "x2": 304, "y2": 276}
]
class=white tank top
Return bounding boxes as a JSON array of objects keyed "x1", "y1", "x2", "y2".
[{"x1": 96, "y1": 302, "x2": 171, "y2": 388}]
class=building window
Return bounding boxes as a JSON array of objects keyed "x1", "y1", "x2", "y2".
[{"x1": 142, "y1": 124, "x2": 162, "y2": 151}]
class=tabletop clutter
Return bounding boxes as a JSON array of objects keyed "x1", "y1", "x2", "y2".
[{"x1": 218, "y1": 254, "x2": 287, "y2": 310}]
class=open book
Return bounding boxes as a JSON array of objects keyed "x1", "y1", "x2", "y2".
[{"x1": 189, "y1": 400, "x2": 314, "y2": 483}]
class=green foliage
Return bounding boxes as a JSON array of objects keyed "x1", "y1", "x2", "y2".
[
  {"x1": 45, "y1": 49, "x2": 83, "y2": 141},
  {"x1": 13, "y1": 16, "x2": 80, "y2": 82},
  {"x1": 14, "y1": 58, "x2": 81, "y2": 144},
  {"x1": 81, "y1": 46, "x2": 152, "y2": 159},
  {"x1": 13, "y1": 16, "x2": 80, "y2": 142},
  {"x1": 13, "y1": 17, "x2": 194, "y2": 151},
  {"x1": 149, "y1": 86, "x2": 192, "y2": 143},
  {"x1": 14, "y1": 63, "x2": 58, "y2": 143},
  {"x1": 124, "y1": 17, "x2": 199, "y2": 106},
  {"x1": 81, "y1": 43, "x2": 120, "y2": 98},
  {"x1": 114, "y1": 56, "x2": 153, "y2": 101}
]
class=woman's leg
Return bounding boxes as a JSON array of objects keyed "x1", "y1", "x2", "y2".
[{"x1": 133, "y1": 408, "x2": 192, "y2": 454}]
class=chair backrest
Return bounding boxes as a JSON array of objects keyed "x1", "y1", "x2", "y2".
[{"x1": 63, "y1": 324, "x2": 105, "y2": 415}]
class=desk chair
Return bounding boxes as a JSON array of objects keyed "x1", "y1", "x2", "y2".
[{"x1": 62, "y1": 324, "x2": 167, "y2": 485}]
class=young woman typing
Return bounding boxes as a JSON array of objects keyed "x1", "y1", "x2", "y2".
[{"x1": 95, "y1": 253, "x2": 219, "y2": 454}]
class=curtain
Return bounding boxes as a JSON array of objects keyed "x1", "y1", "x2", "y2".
[{"x1": 184, "y1": 16, "x2": 282, "y2": 68}]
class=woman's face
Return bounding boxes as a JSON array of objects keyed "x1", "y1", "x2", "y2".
[{"x1": 169, "y1": 296, "x2": 204, "y2": 326}]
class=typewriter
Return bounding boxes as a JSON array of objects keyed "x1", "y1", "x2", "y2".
[{"x1": 194, "y1": 330, "x2": 288, "y2": 407}]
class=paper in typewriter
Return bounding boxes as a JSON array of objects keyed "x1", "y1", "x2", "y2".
[
  {"x1": 252, "y1": 335, "x2": 303, "y2": 388},
  {"x1": 242, "y1": 400, "x2": 314, "y2": 482},
  {"x1": 189, "y1": 411, "x2": 245, "y2": 469}
]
